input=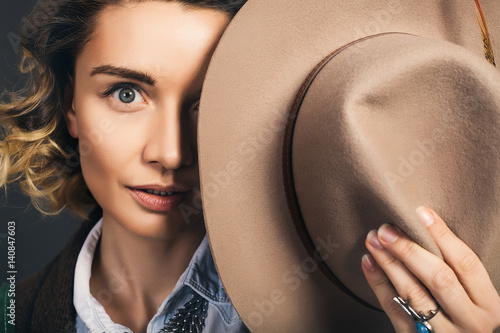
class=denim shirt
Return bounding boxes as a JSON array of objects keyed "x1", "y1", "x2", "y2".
[{"x1": 74, "y1": 219, "x2": 248, "y2": 333}]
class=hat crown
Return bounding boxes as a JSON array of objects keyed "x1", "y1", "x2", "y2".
[{"x1": 287, "y1": 33, "x2": 500, "y2": 308}]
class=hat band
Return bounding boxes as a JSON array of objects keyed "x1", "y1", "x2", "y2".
[{"x1": 281, "y1": 32, "x2": 411, "y2": 312}]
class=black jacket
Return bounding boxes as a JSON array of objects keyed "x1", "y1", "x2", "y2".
[{"x1": 13, "y1": 207, "x2": 102, "y2": 333}]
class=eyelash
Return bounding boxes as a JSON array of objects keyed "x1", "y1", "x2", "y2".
[
  {"x1": 101, "y1": 82, "x2": 200, "y2": 111},
  {"x1": 102, "y1": 82, "x2": 143, "y2": 98}
]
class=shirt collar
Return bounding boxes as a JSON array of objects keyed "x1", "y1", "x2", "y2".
[
  {"x1": 180, "y1": 235, "x2": 230, "y2": 303},
  {"x1": 74, "y1": 218, "x2": 234, "y2": 332}
]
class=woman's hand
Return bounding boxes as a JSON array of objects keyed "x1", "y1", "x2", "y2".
[{"x1": 361, "y1": 207, "x2": 500, "y2": 333}]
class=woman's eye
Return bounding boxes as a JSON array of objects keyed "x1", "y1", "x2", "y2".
[
  {"x1": 111, "y1": 87, "x2": 144, "y2": 104},
  {"x1": 192, "y1": 100, "x2": 200, "y2": 112}
]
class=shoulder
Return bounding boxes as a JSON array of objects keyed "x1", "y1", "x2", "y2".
[{"x1": 16, "y1": 206, "x2": 102, "y2": 333}]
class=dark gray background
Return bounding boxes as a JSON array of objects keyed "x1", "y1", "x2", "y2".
[{"x1": 0, "y1": 0, "x2": 81, "y2": 284}]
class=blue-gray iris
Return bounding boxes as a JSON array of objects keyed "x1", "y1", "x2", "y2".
[{"x1": 119, "y1": 88, "x2": 135, "y2": 103}]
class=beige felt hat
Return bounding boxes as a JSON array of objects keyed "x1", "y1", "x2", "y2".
[{"x1": 198, "y1": 0, "x2": 500, "y2": 331}]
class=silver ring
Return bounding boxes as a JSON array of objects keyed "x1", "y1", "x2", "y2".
[{"x1": 393, "y1": 296, "x2": 440, "y2": 333}]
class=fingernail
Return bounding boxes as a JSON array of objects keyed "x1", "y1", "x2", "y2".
[
  {"x1": 416, "y1": 206, "x2": 434, "y2": 226},
  {"x1": 378, "y1": 224, "x2": 399, "y2": 243},
  {"x1": 362, "y1": 254, "x2": 378, "y2": 272},
  {"x1": 367, "y1": 230, "x2": 383, "y2": 249}
]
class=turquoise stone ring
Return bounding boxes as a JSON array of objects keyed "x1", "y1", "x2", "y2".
[{"x1": 416, "y1": 321, "x2": 432, "y2": 333}]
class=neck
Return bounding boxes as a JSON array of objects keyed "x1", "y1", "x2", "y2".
[{"x1": 89, "y1": 214, "x2": 206, "y2": 332}]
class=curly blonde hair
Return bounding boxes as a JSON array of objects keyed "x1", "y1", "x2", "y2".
[
  {"x1": 0, "y1": 50, "x2": 94, "y2": 217},
  {"x1": 0, "y1": 0, "x2": 247, "y2": 217}
]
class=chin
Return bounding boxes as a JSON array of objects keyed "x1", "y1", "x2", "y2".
[{"x1": 114, "y1": 208, "x2": 204, "y2": 240}]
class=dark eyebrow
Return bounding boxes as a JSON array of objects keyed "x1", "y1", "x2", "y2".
[{"x1": 90, "y1": 65, "x2": 156, "y2": 86}]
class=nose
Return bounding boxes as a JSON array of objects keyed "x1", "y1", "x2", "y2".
[{"x1": 142, "y1": 102, "x2": 194, "y2": 170}]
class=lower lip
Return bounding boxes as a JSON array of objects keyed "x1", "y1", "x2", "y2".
[{"x1": 128, "y1": 188, "x2": 188, "y2": 212}]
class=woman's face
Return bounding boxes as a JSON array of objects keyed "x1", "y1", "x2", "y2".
[{"x1": 65, "y1": 1, "x2": 230, "y2": 239}]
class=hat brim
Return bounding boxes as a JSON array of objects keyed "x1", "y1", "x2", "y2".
[{"x1": 198, "y1": 1, "x2": 500, "y2": 331}]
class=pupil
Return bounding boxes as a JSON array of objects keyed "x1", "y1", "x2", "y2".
[{"x1": 119, "y1": 88, "x2": 135, "y2": 103}]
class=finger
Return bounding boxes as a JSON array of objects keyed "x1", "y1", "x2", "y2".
[
  {"x1": 417, "y1": 206, "x2": 500, "y2": 310},
  {"x1": 361, "y1": 252, "x2": 412, "y2": 332},
  {"x1": 366, "y1": 230, "x2": 445, "y2": 327},
  {"x1": 377, "y1": 224, "x2": 477, "y2": 330}
]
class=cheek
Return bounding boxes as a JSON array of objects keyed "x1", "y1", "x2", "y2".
[
  {"x1": 77, "y1": 115, "x2": 122, "y2": 166},
  {"x1": 74, "y1": 106, "x2": 142, "y2": 187},
  {"x1": 77, "y1": 122, "x2": 122, "y2": 193}
]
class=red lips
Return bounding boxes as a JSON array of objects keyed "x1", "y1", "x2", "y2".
[{"x1": 127, "y1": 185, "x2": 190, "y2": 212}]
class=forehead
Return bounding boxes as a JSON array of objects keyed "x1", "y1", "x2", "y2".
[{"x1": 76, "y1": 1, "x2": 230, "y2": 86}]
